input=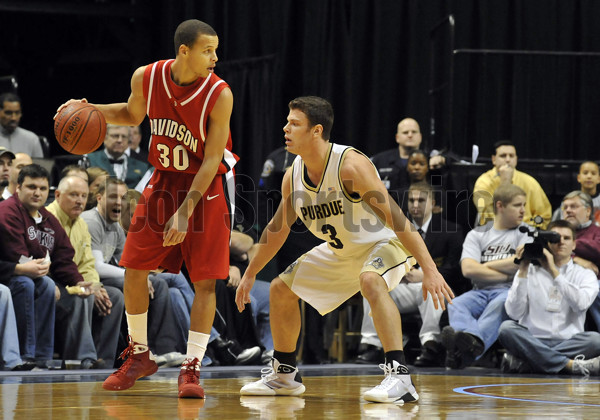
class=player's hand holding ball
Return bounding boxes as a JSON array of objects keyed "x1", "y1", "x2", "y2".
[{"x1": 54, "y1": 98, "x2": 106, "y2": 155}]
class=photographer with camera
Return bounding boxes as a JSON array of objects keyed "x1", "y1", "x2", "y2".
[
  {"x1": 441, "y1": 184, "x2": 533, "y2": 369},
  {"x1": 498, "y1": 220, "x2": 600, "y2": 376}
]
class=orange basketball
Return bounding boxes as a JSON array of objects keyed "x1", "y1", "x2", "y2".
[{"x1": 54, "y1": 102, "x2": 106, "y2": 155}]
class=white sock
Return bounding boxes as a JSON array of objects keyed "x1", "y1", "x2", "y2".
[
  {"x1": 126, "y1": 311, "x2": 148, "y2": 345},
  {"x1": 187, "y1": 331, "x2": 210, "y2": 362}
]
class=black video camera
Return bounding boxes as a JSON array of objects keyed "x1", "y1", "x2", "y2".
[{"x1": 514, "y1": 225, "x2": 561, "y2": 265}]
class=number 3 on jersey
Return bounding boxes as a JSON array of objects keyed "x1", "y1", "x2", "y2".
[
  {"x1": 321, "y1": 224, "x2": 344, "y2": 249},
  {"x1": 156, "y1": 143, "x2": 190, "y2": 171}
]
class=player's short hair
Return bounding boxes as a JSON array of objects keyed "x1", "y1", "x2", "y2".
[
  {"x1": 547, "y1": 219, "x2": 576, "y2": 238},
  {"x1": 174, "y1": 19, "x2": 217, "y2": 55},
  {"x1": 288, "y1": 96, "x2": 334, "y2": 140},
  {"x1": 0, "y1": 92, "x2": 20, "y2": 108},
  {"x1": 17, "y1": 163, "x2": 49, "y2": 185},
  {"x1": 493, "y1": 140, "x2": 516, "y2": 154},
  {"x1": 493, "y1": 184, "x2": 526, "y2": 214},
  {"x1": 95, "y1": 177, "x2": 126, "y2": 198}
]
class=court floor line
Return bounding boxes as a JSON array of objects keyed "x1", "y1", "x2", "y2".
[{"x1": 454, "y1": 381, "x2": 600, "y2": 407}]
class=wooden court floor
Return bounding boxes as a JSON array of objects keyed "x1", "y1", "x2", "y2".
[{"x1": 1, "y1": 364, "x2": 598, "y2": 419}]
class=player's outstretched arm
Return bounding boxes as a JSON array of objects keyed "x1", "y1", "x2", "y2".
[
  {"x1": 54, "y1": 66, "x2": 148, "y2": 126},
  {"x1": 340, "y1": 150, "x2": 455, "y2": 310},
  {"x1": 235, "y1": 168, "x2": 296, "y2": 312}
]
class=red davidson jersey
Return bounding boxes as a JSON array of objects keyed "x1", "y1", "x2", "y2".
[{"x1": 143, "y1": 59, "x2": 238, "y2": 174}]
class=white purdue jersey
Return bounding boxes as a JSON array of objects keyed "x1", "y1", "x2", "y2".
[{"x1": 290, "y1": 143, "x2": 396, "y2": 257}]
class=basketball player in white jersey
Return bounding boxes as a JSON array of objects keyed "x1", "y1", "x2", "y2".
[{"x1": 235, "y1": 96, "x2": 454, "y2": 403}]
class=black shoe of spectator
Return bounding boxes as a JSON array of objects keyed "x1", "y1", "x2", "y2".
[
  {"x1": 454, "y1": 331, "x2": 484, "y2": 368},
  {"x1": 11, "y1": 362, "x2": 37, "y2": 371},
  {"x1": 80, "y1": 358, "x2": 106, "y2": 369},
  {"x1": 204, "y1": 346, "x2": 220, "y2": 367},
  {"x1": 354, "y1": 344, "x2": 385, "y2": 364},
  {"x1": 414, "y1": 340, "x2": 445, "y2": 367},
  {"x1": 261, "y1": 349, "x2": 274, "y2": 365},
  {"x1": 441, "y1": 326, "x2": 463, "y2": 369},
  {"x1": 501, "y1": 352, "x2": 530, "y2": 374},
  {"x1": 209, "y1": 337, "x2": 238, "y2": 365},
  {"x1": 234, "y1": 346, "x2": 262, "y2": 365}
]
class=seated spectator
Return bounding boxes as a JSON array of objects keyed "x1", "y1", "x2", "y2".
[
  {"x1": 0, "y1": 164, "x2": 87, "y2": 367},
  {"x1": 85, "y1": 167, "x2": 109, "y2": 210},
  {"x1": 370, "y1": 118, "x2": 423, "y2": 203},
  {"x1": 3, "y1": 152, "x2": 32, "y2": 200},
  {"x1": 499, "y1": 220, "x2": 600, "y2": 376},
  {"x1": 559, "y1": 190, "x2": 600, "y2": 331},
  {"x1": 82, "y1": 177, "x2": 186, "y2": 362},
  {"x1": 356, "y1": 182, "x2": 464, "y2": 366},
  {"x1": 0, "y1": 146, "x2": 15, "y2": 200},
  {"x1": 60, "y1": 164, "x2": 89, "y2": 183},
  {"x1": 217, "y1": 229, "x2": 272, "y2": 364},
  {"x1": 126, "y1": 125, "x2": 148, "y2": 162},
  {"x1": 87, "y1": 124, "x2": 148, "y2": 188},
  {"x1": 473, "y1": 140, "x2": 551, "y2": 228},
  {"x1": 0, "y1": 93, "x2": 43, "y2": 158},
  {"x1": 0, "y1": 281, "x2": 33, "y2": 370},
  {"x1": 553, "y1": 161, "x2": 600, "y2": 225},
  {"x1": 47, "y1": 175, "x2": 124, "y2": 368},
  {"x1": 442, "y1": 184, "x2": 532, "y2": 369}
]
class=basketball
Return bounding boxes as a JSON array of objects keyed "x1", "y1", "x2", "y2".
[{"x1": 54, "y1": 102, "x2": 106, "y2": 155}]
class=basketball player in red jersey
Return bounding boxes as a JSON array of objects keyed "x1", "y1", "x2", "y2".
[{"x1": 55, "y1": 20, "x2": 237, "y2": 398}]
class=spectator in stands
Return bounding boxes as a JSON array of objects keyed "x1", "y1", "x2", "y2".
[
  {"x1": 0, "y1": 281, "x2": 33, "y2": 370},
  {"x1": 82, "y1": 177, "x2": 186, "y2": 363},
  {"x1": 499, "y1": 220, "x2": 600, "y2": 376},
  {"x1": 0, "y1": 147, "x2": 14, "y2": 201},
  {"x1": 47, "y1": 175, "x2": 124, "y2": 368},
  {"x1": 85, "y1": 167, "x2": 109, "y2": 210},
  {"x1": 0, "y1": 93, "x2": 43, "y2": 158},
  {"x1": 552, "y1": 161, "x2": 600, "y2": 224},
  {"x1": 559, "y1": 190, "x2": 600, "y2": 331},
  {"x1": 60, "y1": 164, "x2": 89, "y2": 183},
  {"x1": 126, "y1": 125, "x2": 148, "y2": 162},
  {"x1": 87, "y1": 124, "x2": 148, "y2": 188},
  {"x1": 0, "y1": 164, "x2": 84, "y2": 367},
  {"x1": 3, "y1": 152, "x2": 32, "y2": 200},
  {"x1": 221, "y1": 228, "x2": 272, "y2": 363},
  {"x1": 370, "y1": 118, "x2": 423, "y2": 203},
  {"x1": 441, "y1": 184, "x2": 532, "y2": 369},
  {"x1": 356, "y1": 182, "x2": 464, "y2": 366},
  {"x1": 473, "y1": 140, "x2": 551, "y2": 228}
]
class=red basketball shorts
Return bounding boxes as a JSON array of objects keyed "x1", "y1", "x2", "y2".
[{"x1": 119, "y1": 169, "x2": 235, "y2": 281}]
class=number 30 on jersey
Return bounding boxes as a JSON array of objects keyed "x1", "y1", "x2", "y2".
[{"x1": 156, "y1": 143, "x2": 190, "y2": 171}]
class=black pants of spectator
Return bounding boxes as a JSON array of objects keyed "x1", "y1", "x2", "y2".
[{"x1": 214, "y1": 279, "x2": 262, "y2": 350}]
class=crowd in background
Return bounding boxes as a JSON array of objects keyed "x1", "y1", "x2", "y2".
[{"x1": 1, "y1": 92, "x2": 599, "y2": 377}]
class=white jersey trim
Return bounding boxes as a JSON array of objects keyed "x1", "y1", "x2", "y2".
[{"x1": 199, "y1": 80, "x2": 225, "y2": 142}]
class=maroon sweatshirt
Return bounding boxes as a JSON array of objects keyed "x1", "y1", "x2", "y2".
[{"x1": 0, "y1": 195, "x2": 82, "y2": 286}]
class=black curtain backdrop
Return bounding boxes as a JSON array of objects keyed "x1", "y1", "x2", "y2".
[{"x1": 2, "y1": 0, "x2": 600, "y2": 185}]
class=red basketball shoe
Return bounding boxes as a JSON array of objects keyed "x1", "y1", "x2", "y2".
[
  {"x1": 178, "y1": 358, "x2": 205, "y2": 398},
  {"x1": 103, "y1": 340, "x2": 158, "y2": 391}
]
